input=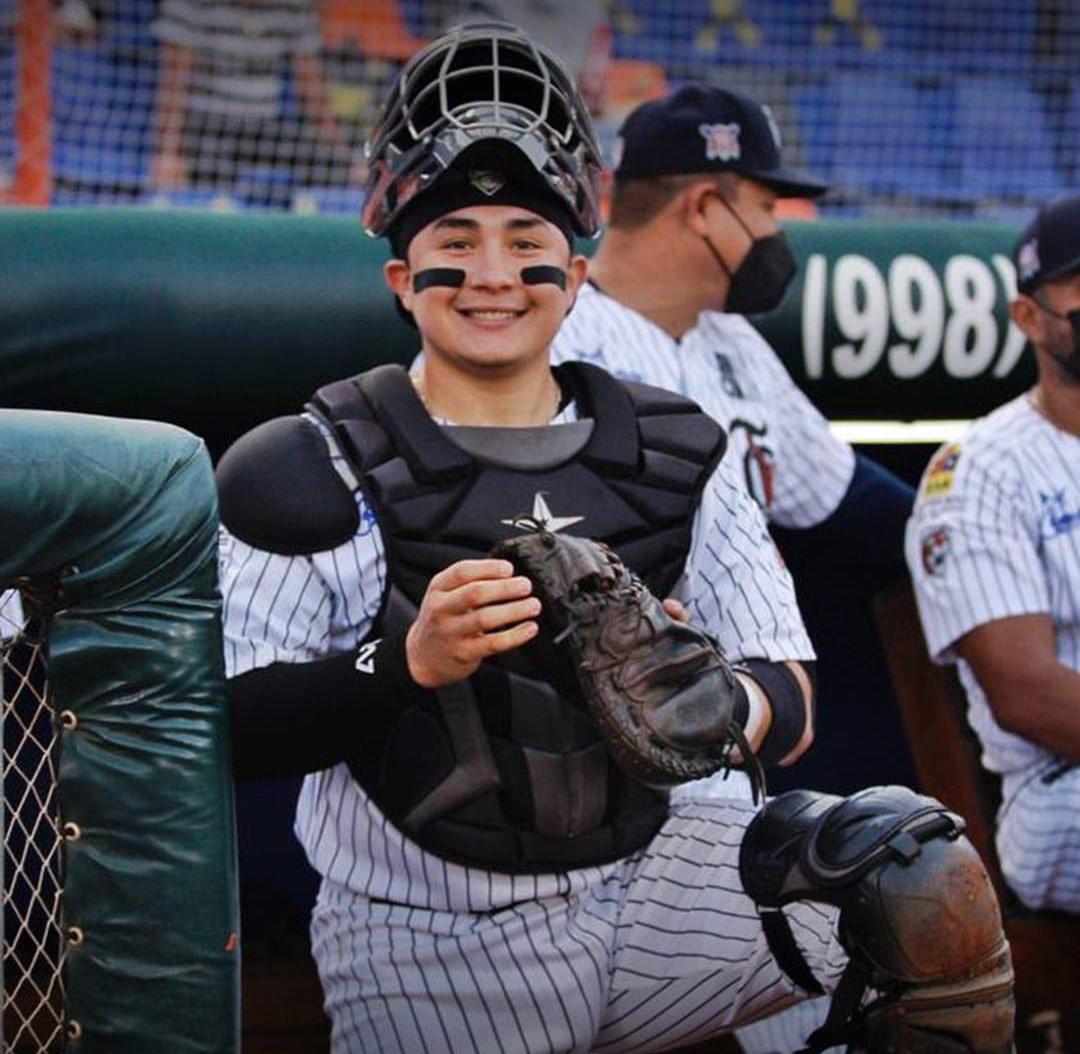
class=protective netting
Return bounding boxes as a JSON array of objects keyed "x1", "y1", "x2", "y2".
[
  {"x1": 1, "y1": 600, "x2": 67, "y2": 1054},
  {"x1": 2, "y1": 1, "x2": 1077, "y2": 219}
]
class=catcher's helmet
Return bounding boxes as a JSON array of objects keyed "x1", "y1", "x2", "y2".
[{"x1": 362, "y1": 21, "x2": 603, "y2": 239}]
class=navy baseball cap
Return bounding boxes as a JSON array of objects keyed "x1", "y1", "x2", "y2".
[
  {"x1": 612, "y1": 83, "x2": 828, "y2": 198},
  {"x1": 1013, "y1": 192, "x2": 1080, "y2": 295}
]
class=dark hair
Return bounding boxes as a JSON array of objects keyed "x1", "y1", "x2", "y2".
[{"x1": 609, "y1": 172, "x2": 740, "y2": 231}]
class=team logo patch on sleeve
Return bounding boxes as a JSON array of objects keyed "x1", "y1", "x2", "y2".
[
  {"x1": 1039, "y1": 489, "x2": 1080, "y2": 540},
  {"x1": 921, "y1": 443, "x2": 962, "y2": 500},
  {"x1": 920, "y1": 526, "x2": 951, "y2": 576}
]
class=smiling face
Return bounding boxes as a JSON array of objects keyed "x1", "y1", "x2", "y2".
[{"x1": 385, "y1": 204, "x2": 587, "y2": 378}]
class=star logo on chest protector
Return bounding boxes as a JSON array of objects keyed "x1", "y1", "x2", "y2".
[{"x1": 501, "y1": 493, "x2": 584, "y2": 533}]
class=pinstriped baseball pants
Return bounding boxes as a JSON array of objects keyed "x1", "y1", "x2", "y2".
[{"x1": 310, "y1": 796, "x2": 847, "y2": 1054}]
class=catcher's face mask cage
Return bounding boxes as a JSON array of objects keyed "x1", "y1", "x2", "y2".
[{"x1": 362, "y1": 21, "x2": 603, "y2": 239}]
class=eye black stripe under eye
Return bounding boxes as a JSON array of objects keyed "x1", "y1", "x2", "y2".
[
  {"x1": 413, "y1": 268, "x2": 466, "y2": 292},
  {"x1": 521, "y1": 266, "x2": 567, "y2": 290}
]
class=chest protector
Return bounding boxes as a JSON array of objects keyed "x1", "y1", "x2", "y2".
[{"x1": 309, "y1": 362, "x2": 725, "y2": 873}]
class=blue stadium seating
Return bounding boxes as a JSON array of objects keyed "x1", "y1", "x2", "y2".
[
  {"x1": 909, "y1": 1, "x2": 1037, "y2": 74},
  {"x1": 950, "y1": 76, "x2": 1064, "y2": 202},
  {"x1": 1065, "y1": 86, "x2": 1080, "y2": 185},
  {"x1": 51, "y1": 45, "x2": 156, "y2": 198},
  {"x1": 610, "y1": 0, "x2": 1044, "y2": 76},
  {"x1": 793, "y1": 69, "x2": 1068, "y2": 209},
  {"x1": 3, "y1": 0, "x2": 1070, "y2": 214},
  {"x1": 793, "y1": 72, "x2": 954, "y2": 203},
  {"x1": 0, "y1": 43, "x2": 14, "y2": 177}
]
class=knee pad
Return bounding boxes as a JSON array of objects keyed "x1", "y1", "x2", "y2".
[{"x1": 740, "y1": 786, "x2": 1014, "y2": 1054}]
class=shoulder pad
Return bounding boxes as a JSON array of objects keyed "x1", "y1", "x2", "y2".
[
  {"x1": 622, "y1": 379, "x2": 727, "y2": 465},
  {"x1": 216, "y1": 416, "x2": 359, "y2": 555}
]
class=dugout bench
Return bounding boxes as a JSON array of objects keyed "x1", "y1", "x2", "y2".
[{"x1": 874, "y1": 583, "x2": 1080, "y2": 1054}]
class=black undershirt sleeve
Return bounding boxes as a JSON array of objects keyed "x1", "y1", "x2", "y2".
[{"x1": 229, "y1": 628, "x2": 434, "y2": 781}]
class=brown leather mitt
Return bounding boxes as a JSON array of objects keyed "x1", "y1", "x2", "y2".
[{"x1": 491, "y1": 527, "x2": 751, "y2": 787}]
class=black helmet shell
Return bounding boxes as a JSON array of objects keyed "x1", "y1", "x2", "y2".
[{"x1": 362, "y1": 21, "x2": 603, "y2": 238}]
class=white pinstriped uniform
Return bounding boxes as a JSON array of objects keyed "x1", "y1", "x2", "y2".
[
  {"x1": 907, "y1": 393, "x2": 1080, "y2": 912},
  {"x1": 551, "y1": 283, "x2": 856, "y2": 528},
  {"x1": 551, "y1": 283, "x2": 848, "y2": 1052},
  {"x1": 220, "y1": 398, "x2": 847, "y2": 1053}
]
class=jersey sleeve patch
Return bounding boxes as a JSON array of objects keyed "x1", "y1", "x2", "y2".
[
  {"x1": 920, "y1": 442, "x2": 962, "y2": 501},
  {"x1": 919, "y1": 525, "x2": 952, "y2": 576}
]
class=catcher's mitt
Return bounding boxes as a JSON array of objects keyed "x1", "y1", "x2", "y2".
[{"x1": 492, "y1": 527, "x2": 759, "y2": 790}]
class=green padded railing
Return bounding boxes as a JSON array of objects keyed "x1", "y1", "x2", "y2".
[
  {"x1": 0, "y1": 409, "x2": 239, "y2": 1054},
  {"x1": 0, "y1": 210, "x2": 1029, "y2": 461}
]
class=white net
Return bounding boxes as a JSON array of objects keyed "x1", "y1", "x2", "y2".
[
  {"x1": 2, "y1": 1, "x2": 1076, "y2": 219},
  {"x1": 1, "y1": 596, "x2": 67, "y2": 1054}
]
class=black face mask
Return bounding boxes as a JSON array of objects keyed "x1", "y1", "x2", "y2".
[
  {"x1": 701, "y1": 195, "x2": 797, "y2": 315},
  {"x1": 1034, "y1": 299, "x2": 1080, "y2": 382},
  {"x1": 723, "y1": 234, "x2": 797, "y2": 315}
]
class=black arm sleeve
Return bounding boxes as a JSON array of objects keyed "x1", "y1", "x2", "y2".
[
  {"x1": 740, "y1": 659, "x2": 817, "y2": 768},
  {"x1": 229, "y1": 628, "x2": 434, "y2": 781}
]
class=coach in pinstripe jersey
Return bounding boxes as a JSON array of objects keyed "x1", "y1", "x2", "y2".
[
  {"x1": 908, "y1": 192, "x2": 1080, "y2": 914},
  {"x1": 551, "y1": 85, "x2": 913, "y2": 563},
  {"x1": 548, "y1": 86, "x2": 918, "y2": 1052},
  {"x1": 216, "y1": 24, "x2": 1013, "y2": 1054}
]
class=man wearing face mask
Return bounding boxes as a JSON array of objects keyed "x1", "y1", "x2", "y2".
[
  {"x1": 551, "y1": 83, "x2": 912, "y2": 592},
  {"x1": 907, "y1": 192, "x2": 1080, "y2": 915},
  {"x1": 550, "y1": 84, "x2": 917, "y2": 1053}
]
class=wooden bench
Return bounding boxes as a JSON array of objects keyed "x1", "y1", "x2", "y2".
[{"x1": 874, "y1": 582, "x2": 1080, "y2": 1054}]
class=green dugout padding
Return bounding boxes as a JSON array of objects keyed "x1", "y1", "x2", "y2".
[
  {"x1": 0, "y1": 209, "x2": 1029, "y2": 460},
  {"x1": 0, "y1": 410, "x2": 239, "y2": 1054}
]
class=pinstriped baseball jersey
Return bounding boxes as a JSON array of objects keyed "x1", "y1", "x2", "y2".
[
  {"x1": 906, "y1": 392, "x2": 1080, "y2": 911},
  {"x1": 219, "y1": 395, "x2": 840, "y2": 1053},
  {"x1": 550, "y1": 282, "x2": 856, "y2": 528}
]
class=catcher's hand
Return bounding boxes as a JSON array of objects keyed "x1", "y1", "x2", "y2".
[{"x1": 492, "y1": 527, "x2": 753, "y2": 788}]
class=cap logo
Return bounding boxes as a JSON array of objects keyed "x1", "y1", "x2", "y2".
[
  {"x1": 762, "y1": 103, "x2": 783, "y2": 149},
  {"x1": 1018, "y1": 238, "x2": 1040, "y2": 283},
  {"x1": 699, "y1": 122, "x2": 741, "y2": 163},
  {"x1": 469, "y1": 170, "x2": 506, "y2": 196}
]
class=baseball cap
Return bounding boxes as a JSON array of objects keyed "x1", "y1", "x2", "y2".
[
  {"x1": 612, "y1": 83, "x2": 828, "y2": 198},
  {"x1": 1013, "y1": 192, "x2": 1080, "y2": 295}
]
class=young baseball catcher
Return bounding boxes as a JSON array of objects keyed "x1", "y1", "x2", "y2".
[{"x1": 216, "y1": 21, "x2": 1014, "y2": 1054}]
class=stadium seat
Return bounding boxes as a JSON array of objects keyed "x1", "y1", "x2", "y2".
[
  {"x1": 51, "y1": 44, "x2": 155, "y2": 199},
  {"x1": 875, "y1": 582, "x2": 1080, "y2": 1054},
  {"x1": 1061, "y1": 85, "x2": 1080, "y2": 186},
  {"x1": 912, "y1": 1, "x2": 1036, "y2": 75},
  {"x1": 793, "y1": 72, "x2": 953, "y2": 203},
  {"x1": 951, "y1": 76, "x2": 1065, "y2": 203},
  {"x1": 0, "y1": 42, "x2": 15, "y2": 181},
  {"x1": 610, "y1": 0, "x2": 798, "y2": 71}
]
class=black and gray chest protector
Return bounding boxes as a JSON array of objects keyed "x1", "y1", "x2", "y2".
[{"x1": 315, "y1": 362, "x2": 725, "y2": 872}]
